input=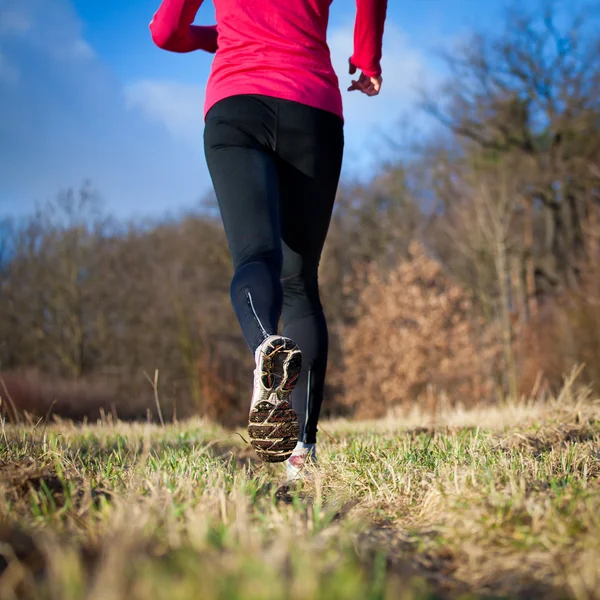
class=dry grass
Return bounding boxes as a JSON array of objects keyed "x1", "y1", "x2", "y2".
[{"x1": 0, "y1": 382, "x2": 599, "y2": 599}]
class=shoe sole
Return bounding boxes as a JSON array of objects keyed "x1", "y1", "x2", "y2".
[{"x1": 248, "y1": 337, "x2": 301, "y2": 463}]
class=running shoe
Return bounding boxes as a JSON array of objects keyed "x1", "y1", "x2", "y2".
[{"x1": 248, "y1": 335, "x2": 301, "y2": 462}]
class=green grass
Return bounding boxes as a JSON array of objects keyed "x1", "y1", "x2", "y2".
[{"x1": 0, "y1": 388, "x2": 599, "y2": 599}]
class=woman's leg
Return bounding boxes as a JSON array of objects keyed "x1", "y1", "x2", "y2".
[
  {"x1": 203, "y1": 95, "x2": 302, "y2": 463},
  {"x1": 203, "y1": 96, "x2": 282, "y2": 353},
  {"x1": 275, "y1": 100, "x2": 344, "y2": 446}
]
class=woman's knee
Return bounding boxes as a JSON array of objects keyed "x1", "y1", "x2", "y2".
[
  {"x1": 281, "y1": 273, "x2": 322, "y2": 319},
  {"x1": 233, "y1": 245, "x2": 282, "y2": 275}
]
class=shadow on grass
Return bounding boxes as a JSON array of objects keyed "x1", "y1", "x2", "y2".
[
  {"x1": 0, "y1": 514, "x2": 570, "y2": 599},
  {"x1": 356, "y1": 525, "x2": 567, "y2": 600}
]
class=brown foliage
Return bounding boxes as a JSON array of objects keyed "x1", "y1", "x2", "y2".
[
  {"x1": 335, "y1": 242, "x2": 501, "y2": 418},
  {"x1": 518, "y1": 285, "x2": 600, "y2": 398},
  {"x1": 2, "y1": 2, "x2": 600, "y2": 424},
  {"x1": 517, "y1": 204, "x2": 600, "y2": 396},
  {"x1": 0, "y1": 371, "x2": 156, "y2": 423},
  {"x1": 0, "y1": 190, "x2": 248, "y2": 425},
  {"x1": 193, "y1": 338, "x2": 251, "y2": 428}
]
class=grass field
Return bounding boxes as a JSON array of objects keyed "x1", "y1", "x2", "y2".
[{"x1": 1, "y1": 381, "x2": 599, "y2": 599}]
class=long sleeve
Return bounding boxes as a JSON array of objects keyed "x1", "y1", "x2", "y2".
[
  {"x1": 350, "y1": 0, "x2": 387, "y2": 78},
  {"x1": 150, "y1": 0, "x2": 218, "y2": 54}
]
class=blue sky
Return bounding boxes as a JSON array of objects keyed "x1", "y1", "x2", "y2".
[{"x1": 0, "y1": 0, "x2": 535, "y2": 220}]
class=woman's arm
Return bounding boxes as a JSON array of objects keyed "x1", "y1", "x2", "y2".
[
  {"x1": 150, "y1": 0, "x2": 218, "y2": 54},
  {"x1": 349, "y1": 0, "x2": 388, "y2": 78}
]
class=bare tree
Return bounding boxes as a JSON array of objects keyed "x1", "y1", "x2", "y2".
[
  {"x1": 470, "y1": 161, "x2": 521, "y2": 399},
  {"x1": 424, "y1": 1, "x2": 600, "y2": 298}
]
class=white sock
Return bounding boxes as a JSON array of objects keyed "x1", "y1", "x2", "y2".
[{"x1": 291, "y1": 441, "x2": 316, "y2": 457}]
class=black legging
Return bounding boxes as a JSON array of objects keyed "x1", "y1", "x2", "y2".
[{"x1": 203, "y1": 94, "x2": 344, "y2": 444}]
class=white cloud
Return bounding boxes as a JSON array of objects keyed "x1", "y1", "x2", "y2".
[
  {"x1": 0, "y1": 7, "x2": 33, "y2": 37},
  {"x1": 328, "y1": 21, "x2": 438, "y2": 170},
  {"x1": 124, "y1": 80, "x2": 206, "y2": 146},
  {"x1": 0, "y1": 0, "x2": 95, "y2": 63},
  {"x1": 330, "y1": 22, "x2": 425, "y2": 102},
  {"x1": 125, "y1": 21, "x2": 439, "y2": 173},
  {"x1": 0, "y1": 4, "x2": 30, "y2": 85},
  {"x1": 0, "y1": 0, "x2": 209, "y2": 219},
  {"x1": 0, "y1": 1, "x2": 440, "y2": 218},
  {"x1": 0, "y1": 51, "x2": 18, "y2": 85},
  {"x1": 53, "y1": 38, "x2": 96, "y2": 61}
]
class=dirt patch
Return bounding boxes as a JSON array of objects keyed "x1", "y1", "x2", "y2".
[
  {"x1": 0, "y1": 459, "x2": 111, "y2": 512},
  {"x1": 0, "y1": 523, "x2": 45, "y2": 577},
  {"x1": 0, "y1": 458, "x2": 69, "y2": 506},
  {"x1": 208, "y1": 441, "x2": 261, "y2": 470},
  {"x1": 356, "y1": 525, "x2": 464, "y2": 598},
  {"x1": 494, "y1": 422, "x2": 599, "y2": 455},
  {"x1": 407, "y1": 426, "x2": 481, "y2": 438},
  {"x1": 357, "y1": 525, "x2": 568, "y2": 600}
]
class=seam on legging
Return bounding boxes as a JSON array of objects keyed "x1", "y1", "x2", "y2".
[
  {"x1": 245, "y1": 290, "x2": 269, "y2": 340},
  {"x1": 303, "y1": 367, "x2": 312, "y2": 443},
  {"x1": 274, "y1": 98, "x2": 280, "y2": 152}
]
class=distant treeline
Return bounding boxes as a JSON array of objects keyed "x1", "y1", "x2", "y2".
[{"x1": 1, "y1": 2, "x2": 599, "y2": 425}]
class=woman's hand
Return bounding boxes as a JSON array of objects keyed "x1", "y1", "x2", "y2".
[{"x1": 347, "y1": 60, "x2": 382, "y2": 96}]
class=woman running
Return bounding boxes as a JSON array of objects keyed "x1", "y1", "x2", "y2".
[{"x1": 150, "y1": 0, "x2": 387, "y2": 477}]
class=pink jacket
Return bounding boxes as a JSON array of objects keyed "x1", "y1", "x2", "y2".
[{"x1": 150, "y1": 0, "x2": 387, "y2": 120}]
